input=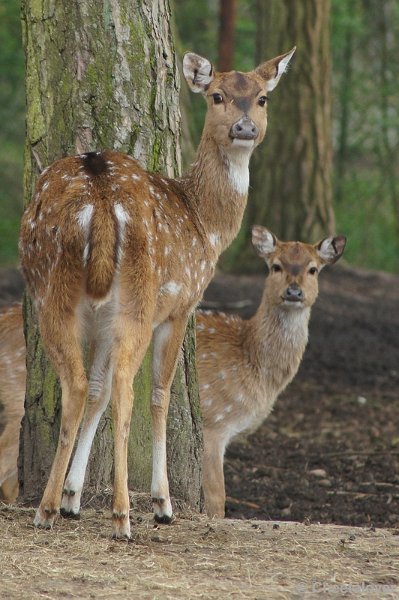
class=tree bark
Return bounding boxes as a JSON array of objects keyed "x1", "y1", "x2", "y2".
[
  {"x1": 222, "y1": 0, "x2": 335, "y2": 272},
  {"x1": 19, "y1": 0, "x2": 202, "y2": 510},
  {"x1": 218, "y1": 0, "x2": 237, "y2": 71}
]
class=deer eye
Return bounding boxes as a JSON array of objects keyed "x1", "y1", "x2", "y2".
[
  {"x1": 212, "y1": 93, "x2": 223, "y2": 105},
  {"x1": 271, "y1": 264, "x2": 282, "y2": 273},
  {"x1": 308, "y1": 267, "x2": 318, "y2": 275},
  {"x1": 258, "y1": 96, "x2": 268, "y2": 107}
]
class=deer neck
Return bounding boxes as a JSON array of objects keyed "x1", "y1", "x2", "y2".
[
  {"x1": 246, "y1": 294, "x2": 311, "y2": 387},
  {"x1": 180, "y1": 134, "x2": 253, "y2": 252}
]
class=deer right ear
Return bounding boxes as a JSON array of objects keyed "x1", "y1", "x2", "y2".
[
  {"x1": 255, "y1": 47, "x2": 296, "y2": 92},
  {"x1": 183, "y1": 52, "x2": 215, "y2": 94},
  {"x1": 316, "y1": 235, "x2": 347, "y2": 265},
  {"x1": 252, "y1": 225, "x2": 277, "y2": 257}
]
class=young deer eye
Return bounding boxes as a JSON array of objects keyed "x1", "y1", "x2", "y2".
[
  {"x1": 258, "y1": 96, "x2": 268, "y2": 107},
  {"x1": 271, "y1": 264, "x2": 282, "y2": 273},
  {"x1": 212, "y1": 93, "x2": 223, "y2": 105},
  {"x1": 308, "y1": 267, "x2": 318, "y2": 275}
]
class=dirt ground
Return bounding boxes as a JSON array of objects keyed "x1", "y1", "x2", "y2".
[
  {"x1": 0, "y1": 263, "x2": 398, "y2": 598},
  {"x1": 1, "y1": 504, "x2": 399, "y2": 600}
]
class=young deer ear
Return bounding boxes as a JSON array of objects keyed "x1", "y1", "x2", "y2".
[
  {"x1": 252, "y1": 225, "x2": 277, "y2": 257},
  {"x1": 255, "y1": 47, "x2": 296, "y2": 92},
  {"x1": 183, "y1": 52, "x2": 215, "y2": 94},
  {"x1": 316, "y1": 235, "x2": 347, "y2": 266}
]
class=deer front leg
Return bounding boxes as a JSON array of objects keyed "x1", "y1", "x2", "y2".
[
  {"x1": 151, "y1": 318, "x2": 189, "y2": 523},
  {"x1": 202, "y1": 431, "x2": 227, "y2": 518}
]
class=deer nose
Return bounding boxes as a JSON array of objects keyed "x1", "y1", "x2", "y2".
[
  {"x1": 284, "y1": 284, "x2": 304, "y2": 302},
  {"x1": 230, "y1": 116, "x2": 259, "y2": 140}
]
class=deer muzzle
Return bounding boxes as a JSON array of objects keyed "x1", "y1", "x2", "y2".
[
  {"x1": 229, "y1": 116, "x2": 259, "y2": 141},
  {"x1": 283, "y1": 284, "x2": 304, "y2": 303}
]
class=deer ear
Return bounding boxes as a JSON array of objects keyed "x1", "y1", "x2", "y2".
[
  {"x1": 252, "y1": 225, "x2": 277, "y2": 257},
  {"x1": 183, "y1": 52, "x2": 215, "y2": 94},
  {"x1": 316, "y1": 235, "x2": 347, "y2": 266},
  {"x1": 255, "y1": 47, "x2": 296, "y2": 92}
]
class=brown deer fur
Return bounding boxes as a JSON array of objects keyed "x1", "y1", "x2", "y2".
[
  {"x1": 197, "y1": 226, "x2": 346, "y2": 517},
  {"x1": 0, "y1": 305, "x2": 26, "y2": 503},
  {"x1": 18, "y1": 49, "x2": 295, "y2": 538}
]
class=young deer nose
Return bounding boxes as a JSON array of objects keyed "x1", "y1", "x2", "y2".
[
  {"x1": 230, "y1": 116, "x2": 259, "y2": 141},
  {"x1": 284, "y1": 284, "x2": 304, "y2": 302}
]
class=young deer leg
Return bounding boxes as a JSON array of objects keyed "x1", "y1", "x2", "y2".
[
  {"x1": 202, "y1": 431, "x2": 227, "y2": 518},
  {"x1": 111, "y1": 311, "x2": 154, "y2": 539},
  {"x1": 34, "y1": 315, "x2": 88, "y2": 529},
  {"x1": 151, "y1": 317, "x2": 189, "y2": 523},
  {"x1": 0, "y1": 473, "x2": 19, "y2": 504},
  {"x1": 61, "y1": 343, "x2": 113, "y2": 518}
]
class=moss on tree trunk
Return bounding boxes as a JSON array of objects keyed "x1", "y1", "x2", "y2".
[{"x1": 19, "y1": 0, "x2": 202, "y2": 511}]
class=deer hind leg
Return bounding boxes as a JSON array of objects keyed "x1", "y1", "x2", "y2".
[
  {"x1": 61, "y1": 336, "x2": 113, "y2": 519},
  {"x1": 202, "y1": 431, "x2": 227, "y2": 518},
  {"x1": 150, "y1": 317, "x2": 189, "y2": 524},
  {"x1": 111, "y1": 308, "x2": 154, "y2": 540},
  {"x1": 34, "y1": 312, "x2": 87, "y2": 529}
]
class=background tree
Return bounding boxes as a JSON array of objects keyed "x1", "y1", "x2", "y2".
[
  {"x1": 218, "y1": 0, "x2": 237, "y2": 71},
  {"x1": 19, "y1": 0, "x2": 202, "y2": 509},
  {"x1": 222, "y1": 0, "x2": 335, "y2": 272},
  {"x1": 332, "y1": 0, "x2": 399, "y2": 271}
]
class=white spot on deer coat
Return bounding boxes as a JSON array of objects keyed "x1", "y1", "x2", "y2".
[
  {"x1": 76, "y1": 204, "x2": 94, "y2": 232},
  {"x1": 160, "y1": 281, "x2": 182, "y2": 296},
  {"x1": 209, "y1": 233, "x2": 220, "y2": 248}
]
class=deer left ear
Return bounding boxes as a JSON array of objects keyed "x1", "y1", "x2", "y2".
[
  {"x1": 255, "y1": 47, "x2": 296, "y2": 92},
  {"x1": 252, "y1": 225, "x2": 277, "y2": 257},
  {"x1": 183, "y1": 52, "x2": 215, "y2": 94},
  {"x1": 316, "y1": 235, "x2": 347, "y2": 265}
]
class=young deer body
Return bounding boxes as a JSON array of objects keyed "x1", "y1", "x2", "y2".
[
  {"x1": 18, "y1": 49, "x2": 295, "y2": 537},
  {"x1": 197, "y1": 227, "x2": 346, "y2": 517},
  {"x1": 0, "y1": 305, "x2": 26, "y2": 503}
]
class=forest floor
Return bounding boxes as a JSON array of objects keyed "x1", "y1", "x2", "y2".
[{"x1": 0, "y1": 263, "x2": 398, "y2": 598}]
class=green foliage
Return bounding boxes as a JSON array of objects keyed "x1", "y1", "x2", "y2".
[
  {"x1": 0, "y1": 0, "x2": 24, "y2": 265},
  {"x1": 332, "y1": 0, "x2": 399, "y2": 272}
]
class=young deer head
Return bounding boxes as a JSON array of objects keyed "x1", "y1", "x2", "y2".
[
  {"x1": 19, "y1": 49, "x2": 295, "y2": 539},
  {"x1": 252, "y1": 225, "x2": 347, "y2": 311},
  {"x1": 197, "y1": 227, "x2": 346, "y2": 518}
]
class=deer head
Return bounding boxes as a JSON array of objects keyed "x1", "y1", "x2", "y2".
[
  {"x1": 252, "y1": 226, "x2": 347, "y2": 310},
  {"x1": 183, "y1": 48, "x2": 296, "y2": 157}
]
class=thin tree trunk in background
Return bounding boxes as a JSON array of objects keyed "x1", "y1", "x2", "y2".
[
  {"x1": 335, "y1": 21, "x2": 353, "y2": 206},
  {"x1": 19, "y1": 0, "x2": 202, "y2": 510},
  {"x1": 218, "y1": 0, "x2": 236, "y2": 71},
  {"x1": 375, "y1": 1, "x2": 399, "y2": 241},
  {"x1": 222, "y1": 0, "x2": 335, "y2": 272}
]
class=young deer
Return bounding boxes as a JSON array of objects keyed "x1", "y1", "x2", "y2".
[
  {"x1": 0, "y1": 305, "x2": 26, "y2": 503},
  {"x1": 19, "y1": 48, "x2": 295, "y2": 538},
  {"x1": 197, "y1": 226, "x2": 346, "y2": 517}
]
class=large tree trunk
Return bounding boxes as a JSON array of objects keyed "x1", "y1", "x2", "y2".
[
  {"x1": 222, "y1": 0, "x2": 335, "y2": 272},
  {"x1": 19, "y1": 0, "x2": 202, "y2": 511}
]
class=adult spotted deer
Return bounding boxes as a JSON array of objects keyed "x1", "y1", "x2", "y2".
[
  {"x1": 19, "y1": 48, "x2": 295, "y2": 537},
  {"x1": 197, "y1": 226, "x2": 346, "y2": 517}
]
